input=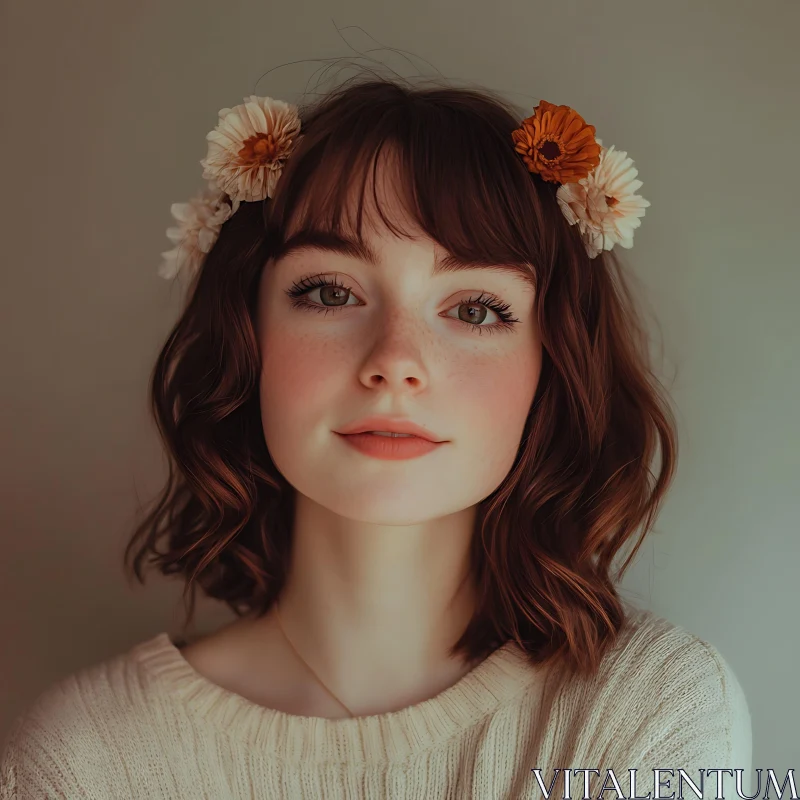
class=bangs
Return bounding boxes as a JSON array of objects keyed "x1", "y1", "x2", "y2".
[{"x1": 265, "y1": 83, "x2": 557, "y2": 289}]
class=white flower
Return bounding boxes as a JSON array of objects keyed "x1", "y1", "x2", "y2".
[
  {"x1": 556, "y1": 142, "x2": 651, "y2": 259},
  {"x1": 159, "y1": 185, "x2": 240, "y2": 280},
  {"x1": 200, "y1": 95, "x2": 302, "y2": 204}
]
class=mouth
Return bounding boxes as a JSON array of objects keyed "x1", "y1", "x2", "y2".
[
  {"x1": 335, "y1": 431, "x2": 446, "y2": 460},
  {"x1": 334, "y1": 419, "x2": 446, "y2": 443}
]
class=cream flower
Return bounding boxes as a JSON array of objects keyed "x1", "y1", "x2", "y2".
[
  {"x1": 159, "y1": 185, "x2": 240, "y2": 280},
  {"x1": 556, "y1": 141, "x2": 651, "y2": 259},
  {"x1": 200, "y1": 95, "x2": 302, "y2": 203}
]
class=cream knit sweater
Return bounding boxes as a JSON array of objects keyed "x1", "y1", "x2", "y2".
[{"x1": 0, "y1": 607, "x2": 752, "y2": 799}]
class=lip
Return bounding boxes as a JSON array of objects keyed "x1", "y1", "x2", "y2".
[
  {"x1": 335, "y1": 431, "x2": 445, "y2": 460},
  {"x1": 334, "y1": 416, "x2": 446, "y2": 443}
]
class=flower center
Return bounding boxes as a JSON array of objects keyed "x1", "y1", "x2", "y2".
[
  {"x1": 538, "y1": 139, "x2": 562, "y2": 161},
  {"x1": 238, "y1": 133, "x2": 280, "y2": 165}
]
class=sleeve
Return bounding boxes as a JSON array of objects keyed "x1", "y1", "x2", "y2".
[
  {"x1": 0, "y1": 680, "x2": 113, "y2": 800},
  {"x1": 0, "y1": 711, "x2": 85, "y2": 799},
  {"x1": 604, "y1": 638, "x2": 753, "y2": 800}
]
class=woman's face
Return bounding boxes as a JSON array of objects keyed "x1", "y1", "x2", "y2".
[{"x1": 256, "y1": 159, "x2": 542, "y2": 525}]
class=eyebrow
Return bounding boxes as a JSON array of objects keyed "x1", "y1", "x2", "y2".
[{"x1": 271, "y1": 230, "x2": 535, "y2": 287}]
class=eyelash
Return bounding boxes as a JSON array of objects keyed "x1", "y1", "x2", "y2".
[{"x1": 284, "y1": 274, "x2": 521, "y2": 336}]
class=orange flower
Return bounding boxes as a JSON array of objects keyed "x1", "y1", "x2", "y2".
[{"x1": 512, "y1": 100, "x2": 601, "y2": 184}]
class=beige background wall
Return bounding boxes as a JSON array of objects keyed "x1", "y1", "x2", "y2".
[{"x1": 1, "y1": 0, "x2": 797, "y2": 771}]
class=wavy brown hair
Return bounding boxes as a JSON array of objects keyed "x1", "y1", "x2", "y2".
[{"x1": 124, "y1": 73, "x2": 678, "y2": 678}]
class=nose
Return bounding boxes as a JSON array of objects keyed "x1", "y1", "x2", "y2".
[{"x1": 357, "y1": 311, "x2": 430, "y2": 393}]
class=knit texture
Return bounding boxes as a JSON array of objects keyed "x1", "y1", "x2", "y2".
[{"x1": 0, "y1": 606, "x2": 752, "y2": 799}]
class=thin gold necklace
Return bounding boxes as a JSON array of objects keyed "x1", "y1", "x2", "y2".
[{"x1": 273, "y1": 601, "x2": 355, "y2": 719}]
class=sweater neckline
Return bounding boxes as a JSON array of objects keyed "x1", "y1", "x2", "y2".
[{"x1": 133, "y1": 631, "x2": 544, "y2": 764}]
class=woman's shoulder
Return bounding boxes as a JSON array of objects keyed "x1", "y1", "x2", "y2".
[
  {"x1": 604, "y1": 604, "x2": 746, "y2": 692},
  {"x1": 529, "y1": 605, "x2": 752, "y2": 773},
  {"x1": 571, "y1": 603, "x2": 751, "y2": 741},
  {"x1": 17, "y1": 632, "x2": 177, "y2": 716},
  {"x1": 0, "y1": 631, "x2": 178, "y2": 795}
]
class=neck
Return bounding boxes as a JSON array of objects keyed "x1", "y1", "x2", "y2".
[{"x1": 259, "y1": 493, "x2": 481, "y2": 716}]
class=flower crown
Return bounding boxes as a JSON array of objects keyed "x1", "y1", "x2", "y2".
[{"x1": 159, "y1": 95, "x2": 650, "y2": 280}]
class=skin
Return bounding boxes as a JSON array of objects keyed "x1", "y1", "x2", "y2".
[{"x1": 180, "y1": 149, "x2": 543, "y2": 718}]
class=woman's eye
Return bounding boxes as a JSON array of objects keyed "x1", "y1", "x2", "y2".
[
  {"x1": 307, "y1": 285, "x2": 359, "y2": 307},
  {"x1": 443, "y1": 301, "x2": 498, "y2": 326}
]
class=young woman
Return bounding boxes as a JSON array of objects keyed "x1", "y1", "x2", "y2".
[{"x1": 0, "y1": 75, "x2": 752, "y2": 799}]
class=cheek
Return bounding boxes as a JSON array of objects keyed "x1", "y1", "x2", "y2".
[
  {"x1": 450, "y1": 346, "x2": 540, "y2": 425},
  {"x1": 447, "y1": 346, "x2": 541, "y2": 475},
  {"x1": 259, "y1": 325, "x2": 348, "y2": 423}
]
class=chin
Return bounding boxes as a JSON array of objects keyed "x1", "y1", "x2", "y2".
[
  {"x1": 318, "y1": 480, "x2": 465, "y2": 525},
  {"x1": 288, "y1": 468, "x2": 476, "y2": 526}
]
